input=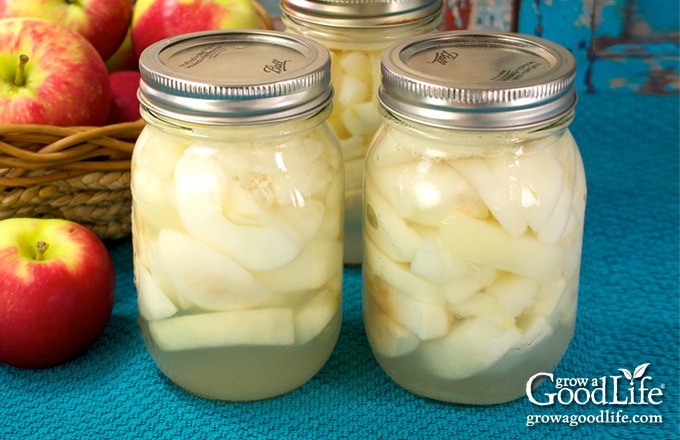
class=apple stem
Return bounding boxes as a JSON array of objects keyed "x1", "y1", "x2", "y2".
[
  {"x1": 14, "y1": 55, "x2": 29, "y2": 87},
  {"x1": 35, "y1": 241, "x2": 49, "y2": 262}
]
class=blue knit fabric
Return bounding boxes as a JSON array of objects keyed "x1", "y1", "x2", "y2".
[{"x1": 1, "y1": 92, "x2": 678, "y2": 439}]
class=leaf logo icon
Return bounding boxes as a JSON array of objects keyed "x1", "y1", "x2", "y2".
[{"x1": 618, "y1": 363, "x2": 650, "y2": 385}]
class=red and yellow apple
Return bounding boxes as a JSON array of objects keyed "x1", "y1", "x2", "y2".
[
  {"x1": 131, "y1": 0, "x2": 261, "y2": 59},
  {"x1": 0, "y1": 218, "x2": 116, "y2": 369},
  {"x1": 0, "y1": 0, "x2": 133, "y2": 61},
  {"x1": 0, "y1": 18, "x2": 112, "y2": 126},
  {"x1": 107, "y1": 70, "x2": 142, "y2": 123},
  {"x1": 105, "y1": 25, "x2": 137, "y2": 72}
]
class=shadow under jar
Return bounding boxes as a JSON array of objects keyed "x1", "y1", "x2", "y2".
[
  {"x1": 131, "y1": 30, "x2": 344, "y2": 401},
  {"x1": 362, "y1": 31, "x2": 587, "y2": 405}
]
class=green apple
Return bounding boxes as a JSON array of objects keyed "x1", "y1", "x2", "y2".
[
  {"x1": 0, "y1": 218, "x2": 116, "y2": 368},
  {"x1": 0, "y1": 18, "x2": 112, "y2": 126},
  {"x1": 131, "y1": 0, "x2": 261, "y2": 59},
  {"x1": 0, "y1": 0, "x2": 133, "y2": 60}
]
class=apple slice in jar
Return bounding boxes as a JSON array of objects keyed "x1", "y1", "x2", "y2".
[
  {"x1": 450, "y1": 156, "x2": 528, "y2": 237},
  {"x1": 136, "y1": 264, "x2": 179, "y2": 321},
  {"x1": 173, "y1": 144, "x2": 310, "y2": 272},
  {"x1": 364, "y1": 175, "x2": 422, "y2": 262},
  {"x1": 365, "y1": 238, "x2": 445, "y2": 305},
  {"x1": 156, "y1": 229, "x2": 271, "y2": 311},
  {"x1": 372, "y1": 158, "x2": 488, "y2": 227},
  {"x1": 484, "y1": 273, "x2": 540, "y2": 318},
  {"x1": 366, "y1": 263, "x2": 449, "y2": 341},
  {"x1": 419, "y1": 316, "x2": 522, "y2": 380},
  {"x1": 440, "y1": 211, "x2": 566, "y2": 283},
  {"x1": 147, "y1": 308, "x2": 296, "y2": 352},
  {"x1": 131, "y1": 127, "x2": 187, "y2": 231},
  {"x1": 491, "y1": 144, "x2": 565, "y2": 236},
  {"x1": 256, "y1": 239, "x2": 343, "y2": 294},
  {"x1": 363, "y1": 283, "x2": 420, "y2": 358},
  {"x1": 294, "y1": 283, "x2": 341, "y2": 345},
  {"x1": 337, "y1": 51, "x2": 373, "y2": 87}
]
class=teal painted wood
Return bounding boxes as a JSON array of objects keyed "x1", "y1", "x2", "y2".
[{"x1": 518, "y1": 0, "x2": 680, "y2": 94}]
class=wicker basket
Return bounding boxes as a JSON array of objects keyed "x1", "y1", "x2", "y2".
[
  {"x1": 0, "y1": 4, "x2": 273, "y2": 240},
  {"x1": 0, "y1": 121, "x2": 144, "y2": 239}
]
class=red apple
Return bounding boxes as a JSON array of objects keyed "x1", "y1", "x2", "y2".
[
  {"x1": 0, "y1": 18, "x2": 112, "y2": 126},
  {"x1": 0, "y1": 0, "x2": 133, "y2": 61},
  {"x1": 105, "y1": 25, "x2": 137, "y2": 72},
  {"x1": 107, "y1": 70, "x2": 141, "y2": 124},
  {"x1": 0, "y1": 218, "x2": 116, "y2": 369},
  {"x1": 131, "y1": 0, "x2": 261, "y2": 59}
]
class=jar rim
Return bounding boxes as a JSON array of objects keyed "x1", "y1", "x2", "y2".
[
  {"x1": 378, "y1": 31, "x2": 578, "y2": 130},
  {"x1": 138, "y1": 29, "x2": 333, "y2": 124},
  {"x1": 280, "y1": 0, "x2": 443, "y2": 28}
]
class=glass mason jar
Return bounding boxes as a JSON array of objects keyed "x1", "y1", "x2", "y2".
[
  {"x1": 362, "y1": 31, "x2": 587, "y2": 405},
  {"x1": 131, "y1": 30, "x2": 344, "y2": 401},
  {"x1": 280, "y1": 0, "x2": 443, "y2": 264}
]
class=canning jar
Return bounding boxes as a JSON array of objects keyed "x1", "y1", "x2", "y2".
[
  {"x1": 131, "y1": 30, "x2": 344, "y2": 401},
  {"x1": 362, "y1": 31, "x2": 587, "y2": 405},
  {"x1": 280, "y1": 0, "x2": 443, "y2": 264}
]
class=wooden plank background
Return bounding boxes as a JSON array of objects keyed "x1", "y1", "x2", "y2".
[{"x1": 263, "y1": 0, "x2": 679, "y2": 94}]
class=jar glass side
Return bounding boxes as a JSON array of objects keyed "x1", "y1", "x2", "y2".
[
  {"x1": 131, "y1": 106, "x2": 344, "y2": 401},
  {"x1": 362, "y1": 109, "x2": 586, "y2": 404},
  {"x1": 282, "y1": 14, "x2": 442, "y2": 265}
]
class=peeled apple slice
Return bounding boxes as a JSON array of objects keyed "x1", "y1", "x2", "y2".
[
  {"x1": 345, "y1": 157, "x2": 365, "y2": 194},
  {"x1": 440, "y1": 211, "x2": 565, "y2": 283},
  {"x1": 131, "y1": 128, "x2": 187, "y2": 231},
  {"x1": 484, "y1": 315, "x2": 555, "y2": 374},
  {"x1": 451, "y1": 292, "x2": 510, "y2": 321},
  {"x1": 419, "y1": 316, "x2": 522, "y2": 380},
  {"x1": 441, "y1": 264, "x2": 498, "y2": 305},
  {"x1": 371, "y1": 158, "x2": 487, "y2": 227},
  {"x1": 485, "y1": 273, "x2": 540, "y2": 318},
  {"x1": 173, "y1": 144, "x2": 309, "y2": 272},
  {"x1": 256, "y1": 239, "x2": 343, "y2": 294},
  {"x1": 367, "y1": 271, "x2": 449, "y2": 341},
  {"x1": 500, "y1": 145, "x2": 565, "y2": 235},
  {"x1": 363, "y1": 290, "x2": 419, "y2": 358},
  {"x1": 294, "y1": 286, "x2": 340, "y2": 345},
  {"x1": 365, "y1": 238, "x2": 445, "y2": 305},
  {"x1": 338, "y1": 51, "x2": 372, "y2": 85},
  {"x1": 148, "y1": 308, "x2": 295, "y2": 352},
  {"x1": 136, "y1": 264, "x2": 179, "y2": 321},
  {"x1": 364, "y1": 175, "x2": 422, "y2": 262},
  {"x1": 156, "y1": 229, "x2": 271, "y2": 311},
  {"x1": 410, "y1": 236, "x2": 463, "y2": 285},
  {"x1": 336, "y1": 74, "x2": 368, "y2": 107},
  {"x1": 451, "y1": 157, "x2": 528, "y2": 236},
  {"x1": 340, "y1": 102, "x2": 382, "y2": 137}
]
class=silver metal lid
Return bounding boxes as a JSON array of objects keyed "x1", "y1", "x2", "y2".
[
  {"x1": 280, "y1": 0, "x2": 443, "y2": 28},
  {"x1": 138, "y1": 30, "x2": 333, "y2": 124},
  {"x1": 378, "y1": 31, "x2": 578, "y2": 130}
]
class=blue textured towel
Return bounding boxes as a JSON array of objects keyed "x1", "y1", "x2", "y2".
[{"x1": 1, "y1": 91, "x2": 678, "y2": 439}]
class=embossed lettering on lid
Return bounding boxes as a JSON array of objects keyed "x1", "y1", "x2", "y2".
[
  {"x1": 138, "y1": 29, "x2": 332, "y2": 124},
  {"x1": 378, "y1": 31, "x2": 578, "y2": 129}
]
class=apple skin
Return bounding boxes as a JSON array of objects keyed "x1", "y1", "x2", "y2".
[
  {"x1": 107, "y1": 70, "x2": 142, "y2": 124},
  {"x1": 0, "y1": 18, "x2": 112, "y2": 126},
  {"x1": 0, "y1": 218, "x2": 116, "y2": 369},
  {"x1": 132, "y1": 0, "x2": 261, "y2": 59},
  {"x1": 0, "y1": 0, "x2": 133, "y2": 61},
  {"x1": 105, "y1": 25, "x2": 137, "y2": 72}
]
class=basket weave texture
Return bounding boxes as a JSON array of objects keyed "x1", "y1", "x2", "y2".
[
  {"x1": 0, "y1": 3, "x2": 273, "y2": 240},
  {"x1": 0, "y1": 121, "x2": 145, "y2": 239}
]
